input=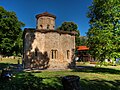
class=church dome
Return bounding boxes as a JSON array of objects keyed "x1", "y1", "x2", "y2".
[
  {"x1": 36, "y1": 12, "x2": 56, "y2": 19},
  {"x1": 36, "y1": 12, "x2": 56, "y2": 30}
]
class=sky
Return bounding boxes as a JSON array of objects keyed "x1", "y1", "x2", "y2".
[{"x1": 0, "y1": 0, "x2": 92, "y2": 36}]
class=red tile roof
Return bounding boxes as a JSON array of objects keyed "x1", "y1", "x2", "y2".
[{"x1": 77, "y1": 46, "x2": 89, "y2": 51}]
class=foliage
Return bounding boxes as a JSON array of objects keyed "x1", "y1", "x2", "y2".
[
  {"x1": 79, "y1": 36, "x2": 87, "y2": 45},
  {"x1": 116, "y1": 60, "x2": 120, "y2": 65},
  {"x1": 57, "y1": 22, "x2": 81, "y2": 46},
  {"x1": 87, "y1": 0, "x2": 120, "y2": 61},
  {"x1": 0, "y1": 73, "x2": 43, "y2": 90},
  {"x1": 13, "y1": 31, "x2": 23, "y2": 56},
  {"x1": 75, "y1": 30, "x2": 81, "y2": 46},
  {"x1": 57, "y1": 22, "x2": 77, "y2": 31},
  {"x1": 0, "y1": 72, "x2": 63, "y2": 90},
  {"x1": 96, "y1": 61, "x2": 116, "y2": 67},
  {"x1": 0, "y1": 6, "x2": 25, "y2": 56}
]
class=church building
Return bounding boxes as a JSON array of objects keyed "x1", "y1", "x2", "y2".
[{"x1": 23, "y1": 12, "x2": 76, "y2": 69}]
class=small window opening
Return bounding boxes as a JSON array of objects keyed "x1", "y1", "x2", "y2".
[
  {"x1": 35, "y1": 49, "x2": 38, "y2": 57},
  {"x1": 47, "y1": 24, "x2": 50, "y2": 29},
  {"x1": 51, "y1": 50, "x2": 57, "y2": 59},
  {"x1": 52, "y1": 50, "x2": 54, "y2": 59},
  {"x1": 40, "y1": 25, "x2": 43, "y2": 29},
  {"x1": 67, "y1": 50, "x2": 70, "y2": 59}
]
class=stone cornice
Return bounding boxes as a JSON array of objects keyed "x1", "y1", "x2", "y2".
[
  {"x1": 24, "y1": 28, "x2": 76, "y2": 36},
  {"x1": 36, "y1": 12, "x2": 56, "y2": 19}
]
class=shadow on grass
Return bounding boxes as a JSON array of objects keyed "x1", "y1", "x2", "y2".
[
  {"x1": 0, "y1": 72, "x2": 63, "y2": 90},
  {"x1": 1, "y1": 71, "x2": 120, "y2": 90},
  {"x1": 0, "y1": 63, "x2": 10, "y2": 69},
  {"x1": 80, "y1": 79, "x2": 120, "y2": 90},
  {"x1": 0, "y1": 63, "x2": 23, "y2": 71},
  {"x1": 72, "y1": 66, "x2": 120, "y2": 74}
]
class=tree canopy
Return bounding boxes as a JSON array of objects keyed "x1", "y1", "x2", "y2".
[
  {"x1": 57, "y1": 22, "x2": 78, "y2": 31},
  {"x1": 0, "y1": 6, "x2": 25, "y2": 56},
  {"x1": 57, "y1": 22, "x2": 81, "y2": 46},
  {"x1": 79, "y1": 36, "x2": 87, "y2": 46},
  {"x1": 87, "y1": 0, "x2": 120, "y2": 61}
]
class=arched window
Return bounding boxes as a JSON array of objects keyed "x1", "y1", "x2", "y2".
[
  {"x1": 51, "y1": 50, "x2": 54, "y2": 59},
  {"x1": 35, "y1": 47, "x2": 39, "y2": 57},
  {"x1": 67, "y1": 50, "x2": 70, "y2": 59},
  {"x1": 40, "y1": 25, "x2": 43, "y2": 29},
  {"x1": 47, "y1": 24, "x2": 50, "y2": 29},
  {"x1": 51, "y1": 50, "x2": 58, "y2": 59},
  {"x1": 35, "y1": 49, "x2": 38, "y2": 57}
]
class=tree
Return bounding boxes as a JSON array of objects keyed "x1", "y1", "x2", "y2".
[
  {"x1": 57, "y1": 22, "x2": 78, "y2": 31},
  {"x1": 0, "y1": 6, "x2": 25, "y2": 56},
  {"x1": 79, "y1": 36, "x2": 87, "y2": 46},
  {"x1": 57, "y1": 22, "x2": 81, "y2": 46},
  {"x1": 13, "y1": 31, "x2": 23, "y2": 56},
  {"x1": 87, "y1": 0, "x2": 120, "y2": 61}
]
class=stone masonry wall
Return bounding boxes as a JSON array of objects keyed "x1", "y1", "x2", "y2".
[
  {"x1": 37, "y1": 16, "x2": 55, "y2": 30},
  {"x1": 23, "y1": 30, "x2": 75, "y2": 69}
]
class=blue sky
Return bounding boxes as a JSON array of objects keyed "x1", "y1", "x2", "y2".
[{"x1": 0, "y1": 0, "x2": 92, "y2": 36}]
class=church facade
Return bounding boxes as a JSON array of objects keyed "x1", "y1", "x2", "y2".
[{"x1": 23, "y1": 12, "x2": 76, "y2": 69}]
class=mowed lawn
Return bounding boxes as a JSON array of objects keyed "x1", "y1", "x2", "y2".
[
  {"x1": 0, "y1": 57, "x2": 22, "y2": 69},
  {"x1": 32, "y1": 67, "x2": 120, "y2": 90},
  {"x1": 0, "y1": 57, "x2": 22, "y2": 64},
  {"x1": 0, "y1": 58, "x2": 120, "y2": 90}
]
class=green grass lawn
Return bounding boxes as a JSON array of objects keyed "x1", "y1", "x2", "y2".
[
  {"x1": 0, "y1": 59, "x2": 120, "y2": 90},
  {"x1": 0, "y1": 57, "x2": 22, "y2": 64},
  {"x1": 32, "y1": 68, "x2": 120, "y2": 90},
  {"x1": 1, "y1": 67, "x2": 120, "y2": 90},
  {"x1": 0, "y1": 57, "x2": 22, "y2": 69}
]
